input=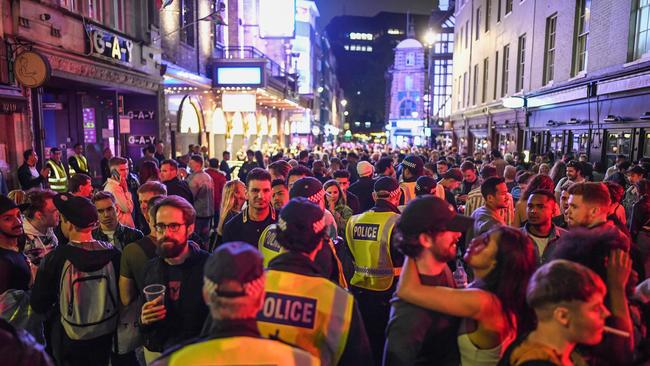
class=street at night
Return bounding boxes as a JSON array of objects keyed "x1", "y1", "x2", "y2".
[{"x1": 0, "y1": 0, "x2": 649, "y2": 365}]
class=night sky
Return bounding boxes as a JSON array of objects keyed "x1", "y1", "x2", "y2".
[{"x1": 314, "y1": 0, "x2": 435, "y2": 29}]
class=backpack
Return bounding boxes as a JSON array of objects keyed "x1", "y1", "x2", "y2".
[{"x1": 59, "y1": 258, "x2": 119, "y2": 340}]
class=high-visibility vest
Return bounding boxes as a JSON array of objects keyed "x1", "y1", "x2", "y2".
[
  {"x1": 46, "y1": 160, "x2": 68, "y2": 192},
  {"x1": 345, "y1": 210, "x2": 400, "y2": 291},
  {"x1": 259, "y1": 224, "x2": 282, "y2": 268},
  {"x1": 257, "y1": 270, "x2": 354, "y2": 366},
  {"x1": 156, "y1": 336, "x2": 320, "y2": 366},
  {"x1": 400, "y1": 181, "x2": 417, "y2": 204},
  {"x1": 69, "y1": 155, "x2": 88, "y2": 175}
]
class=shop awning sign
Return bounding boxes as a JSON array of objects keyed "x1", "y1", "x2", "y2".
[
  {"x1": 14, "y1": 51, "x2": 50, "y2": 88},
  {"x1": 87, "y1": 26, "x2": 134, "y2": 65},
  {"x1": 128, "y1": 135, "x2": 156, "y2": 145}
]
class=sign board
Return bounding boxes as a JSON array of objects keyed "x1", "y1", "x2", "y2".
[
  {"x1": 0, "y1": 99, "x2": 24, "y2": 114},
  {"x1": 126, "y1": 110, "x2": 155, "y2": 120},
  {"x1": 82, "y1": 108, "x2": 96, "y2": 143},
  {"x1": 86, "y1": 25, "x2": 134, "y2": 65},
  {"x1": 259, "y1": 0, "x2": 296, "y2": 38},
  {"x1": 215, "y1": 66, "x2": 263, "y2": 87},
  {"x1": 222, "y1": 93, "x2": 256, "y2": 112},
  {"x1": 120, "y1": 116, "x2": 131, "y2": 134},
  {"x1": 14, "y1": 51, "x2": 50, "y2": 88},
  {"x1": 42, "y1": 102, "x2": 64, "y2": 110},
  {"x1": 127, "y1": 135, "x2": 156, "y2": 145}
]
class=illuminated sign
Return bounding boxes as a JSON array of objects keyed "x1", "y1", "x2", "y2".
[
  {"x1": 259, "y1": 0, "x2": 296, "y2": 38},
  {"x1": 82, "y1": 108, "x2": 96, "y2": 143},
  {"x1": 222, "y1": 93, "x2": 256, "y2": 112},
  {"x1": 214, "y1": 66, "x2": 264, "y2": 87},
  {"x1": 86, "y1": 26, "x2": 134, "y2": 65},
  {"x1": 293, "y1": 35, "x2": 311, "y2": 94}
]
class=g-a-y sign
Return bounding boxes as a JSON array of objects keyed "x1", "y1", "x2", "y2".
[{"x1": 87, "y1": 26, "x2": 134, "y2": 65}]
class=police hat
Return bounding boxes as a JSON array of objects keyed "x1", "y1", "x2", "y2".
[
  {"x1": 398, "y1": 196, "x2": 474, "y2": 235},
  {"x1": 415, "y1": 176, "x2": 437, "y2": 196},
  {"x1": 278, "y1": 197, "x2": 326, "y2": 237},
  {"x1": 402, "y1": 155, "x2": 424, "y2": 175},
  {"x1": 53, "y1": 193, "x2": 98, "y2": 229},
  {"x1": 289, "y1": 177, "x2": 325, "y2": 203},
  {"x1": 374, "y1": 176, "x2": 400, "y2": 199},
  {"x1": 204, "y1": 241, "x2": 264, "y2": 297}
]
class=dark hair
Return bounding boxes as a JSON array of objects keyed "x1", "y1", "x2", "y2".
[
  {"x1": 551, "y1": 227, "x2": 630, "y2": 282},
  {"x1": 604, "y1": 181, "x2": 624, "y2": 204},
  {"x1": 436, "y1": 159, "x2": 449, "y2": 167},
  {"x1": 255, "y1": 151, "x2": 265, "y2": 169},
  {"x1": 92, "y1": 190, "x2": 116, "y2": 204},
  {"x1": 480, "y1": 165, "x2": 498, "y2": 180},
  {"x1": 298, "y1": 150, "x2": 309, "y2": 160},
  {"x1": 147, "y1": 195, "x2": 165, "y2": 221},
  {"x1": 109, "y1": 157, "x2": 127, "y2": 167},
  {"x1": 460, "y1": 161, "x2": 476, "y2": 172},
  {"x1": 375, "y1": 157, "x2": 393, "y2": 174},
  {"x1": 143, "y1": 144, "x2": 155, "y2": 155},
  {"x1": 567, "y1": 182, "x2": 610, "y2": 208},
  {"x1": 394, "y1": 226, "x2": 442, "y2": 258},
  {"x1": 23, "y1": 149, "x2": 34, "y2": 161},
  {"x1": 636, "y1": 179, "x2": 650, "y2": 196},
  {"x1": 617, "y1": 161, "x2": 632, "y2": 171},
  {"x1": 246, "y1": 168, "x2": 272, "y2": 186},
  {"x1": 323, "y1": 179, "x2": 346, "y2": 207},
  {"x1": 24, "y1": 189, "x2": 57, "y2": 219},
  {"x1": 312, "y1": 160, "x2": 326, "y2": 174},
  {"x1": 491, "y1": 149, "x2": 503, "y2": 159},
  {"x1": 152, "y1": 195, "x2": 196, "y2": 226},
  {"x1": 481, "y1": 177, "x2": 505, "y2": 199},
  {"x1": 287, "y1": 166, "x2": 313, "y2": 182},
  {"x1": 50, "y1": 147, "x2": 61, "y2": 154},
  {"x1": 137, "y1": 181, "x2": 167, "y2": 196},
  {"x1": 67, "y1": 173, "x2": 91, "y2": 193},
  {"x1": 268, "y1": 161, "x2": 291, "y2": 179},
  {"x1": 527, "y1": 259, "x2": 606, "y2": 310},
  {"x1": 474, "y1": 226, "x2": 537, "y2": 333},
  {"x1": 140, "y1": 161, "x2": 160, "y2": 183},
  {"x1": 161, "y1": 159, "x2": 179, "y2": 170},
  {"x1": 516, "y1": 172, "x2": 534, "y2": 185},
  {"x1": 528, "y1": 189, "x2": 556, "y2": 203},
  {"x1": 566, "y1": 160, "x2": 583, "y2": 175},
  {"x1": 271, "y1": 178, "x2": 287, "y2": 189},
  {"x1": 208, "y1": 158, "x2": 219, "y2": 168},
  {"x1": 246, "y1": 149, "x2": 254, "y2": 156},
  {"x1": 190, "y1": 154, "x2": 204, "y2": 165},
  {"x1": 222, "y1": 151, "x2": 230, "y2": 157},
  {"x1": 73, "y1": 143, "x2": 83, "y2": 149},
  {"x1": 347, "y1": 151, "x2": 358, "y2": 160},
  {"x1": 333, "y1": 170, "x2": 350, "y2": 179},
  {"x1": 520, "y1": 175, "x2": 554, "y2": 203}
]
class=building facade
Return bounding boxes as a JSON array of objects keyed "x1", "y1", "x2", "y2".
[{"x1": 451, "y1": 0, "x2": 650, "y2": 167}]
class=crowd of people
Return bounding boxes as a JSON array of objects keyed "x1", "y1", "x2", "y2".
[{"x1": 0, "y1": 141, "x2": 649, "y2": 366}]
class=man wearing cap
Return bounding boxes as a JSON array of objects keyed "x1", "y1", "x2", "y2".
[
  {"x1": 0, "y1": 195, "x2": 31, "y2": 294},
  {"x1": 348, "y1": 160, "x2": 376, "y2": 212},
  {"x1": 397, "y1": 176, "x2": 437, "y2": 212},
  {"x1": 46, "y1": 147, "x2": 68, "y2": 193},
  {"x1": 399, "y1": 155, "x2": 424, "y2": 205},
  {"x1": 31, "y1": 193, "x2": 120, "y2": 366},
  {"x1": 384, "y1": 196, "x2": 474, "y2": 365},
  {"x1": 345, "y1": 176, "x2": 403, "y2": 362},
  {"x1": 258, "y1": 198, "x2": 373, "y2": 366},
  {"x1": 151, "y1": 242, "x2": 318, "y2": 366},
  {"x1": 623, "y1": 165, "x2": 646, "y2": 220},
  {"x1": 222, "y1": 168, "x2": 278, "y2": 247},
  {"x1": 139, "y1": 196, "x2": 210, "y2": 363}
]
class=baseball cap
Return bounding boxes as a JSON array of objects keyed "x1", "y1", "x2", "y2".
[
  {"x1": 443, "y1": 168, "x2": 463, "y2": 182},
  {"x1": 0, "y1": 195, "x2": 27, "y2": 216},
  {"x1": 415, "y1": 176, "x2": 437, "y2": 196},
  {"x1": 357, "y1": 161, "x2": 374, "y2": 177},
  {"x1": 628, "y1": 165, "x2": 646, "y2": 175},
  {"x1": 53, "y1": 193, "x2": 98, "y2": 229},
  {"x1": 204, "y1": 241, "x2": 264, "y2": 297},
  {"x1": 398, "y1": 196, "x2": 474, "y2": 235},
  {"x1": 289, "y1": 177, "x2": 325, "y2": 203},
  {"x1": 278, "y1": 197, "x2": 326, "y2": 237}
]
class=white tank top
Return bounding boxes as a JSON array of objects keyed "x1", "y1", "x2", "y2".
[{"x1": 456, "y1": 319, "x2": 515, "y2": 366}]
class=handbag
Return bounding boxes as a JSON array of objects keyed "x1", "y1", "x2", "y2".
[{"x1": 0, "y1": 289, "x2": 44, "y2": 344}]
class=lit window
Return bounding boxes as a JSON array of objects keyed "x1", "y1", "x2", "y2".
[
  {"x1": 344, "y1": 45, "x2": 350, "y2": 50},
  {"x1": 634, "y1": 0, "x2": 650, "y2": 59},
  {"x1": 368, "y1": 46, "x2": 373, "y2": 52}
]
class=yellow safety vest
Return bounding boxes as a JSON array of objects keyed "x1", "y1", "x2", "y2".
[
  {"x1": 69, "y1": 155, "x2": 88, "y2": 175},
  {"x1": 257, "y1": 270, "x2": 354, "y2": 366},
  {"x1": 156, "y1": 336, "x2": 320, "y2": 366},
  {"x1": 46, "y1": 160, "x2": 68, "y2": 192},
  {"x1": 345, "y1": 210, "x2": 400, "y2": 291},
  {"x1": 259, "y1": 224, "x2": 282, "y2": 268},
  {"x1": 400, "y1": 181, "x2": 416, "y2": 204}
]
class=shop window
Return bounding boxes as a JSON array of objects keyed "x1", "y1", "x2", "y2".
[
  {"x1": 551, "y1": 133, "x2": 563, "y2": 154},
  {"x1": 607, "y1": 132, "x2": 631, "y2": 155},
  {"x1": 572, "y1": 132, "x2": 590, "y2": 154}
]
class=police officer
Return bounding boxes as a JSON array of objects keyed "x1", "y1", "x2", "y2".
[
  {"x1": 151, "y1": 242, "x2": 318, "y2": 366},
  {"x1": 46, "y1": 147, "x2": 68, "y2": 193},
  {"x1": 345, "y1": 176, "x2": 403, "y2": 363},
  {"x1": 257, "y1": 198, "x2": 373, "y2": 366},
  {"x1": 399, "y1": 155, "x2": 424, "y2": 205},
  {"x1": 68, "y1": 143, "x2": 89, "y2": 175}
]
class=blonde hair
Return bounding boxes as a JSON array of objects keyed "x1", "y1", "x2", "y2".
[
  {"x1": 8, "y1": 190, "x2": 27, "y2": 205},
  {"x1": 217, "y1": 180, "x2": 246, "y2": 235}
]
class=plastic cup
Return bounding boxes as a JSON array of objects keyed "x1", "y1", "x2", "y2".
[{"x1": 143, "y1": 284, "x2": 166, "y2": 302}]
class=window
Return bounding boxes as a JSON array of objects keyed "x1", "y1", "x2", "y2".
[
  {"x1": 502, "y1": 44, "x2": 510, "y2": 97},
  {"x1": 180, "y1": 0, "x2": 196, "y2": 46},
  {"x1": 105, "y1": 0, "x2": 126, "y2": 32},
  {"x1": 476, "y1": 7, "x2": 481, "y2": 40},
  {"x1": 465, "y1": 20, "x2": 469, "y2": 48},
  {"x1": 543, "y1": 14, "x2": 557, "y2": 84},
  {"x1": 486, "y1": 0, "x2": 491, "y2": 32},
  {"x1": 406, "y1": 52, "x2": 415, "y2": 66},
  {"x1": 61, "y1": 0, "x2": 103, "y2": 22},
  {"x1": 482, "y1": 58, "x2": 489, "y2": 103},
  {"x1": 516, "y1": 34, "x2": 526, "y2": 92},
  {"x1": 399, "y1": 100, "x2": 417, "y2": 117},
  {"x1": 463, "y1": 72, "x2": 468, "y2": 107},
  {"x1": 572, "y1": 0, "x2": 591, "y2": 75},
  {"x1": 432, "y1": 58, "x2": 453, "y2": 118},
  {"x1": 633, "y1": 0, "x2": 650, "y2": 59},
  {"x1": 505, "y1": 0, "x2": 513, "y2": 15},
  {"x1": 494, "y1": 51, "x2": 499, "y2": 99},
  {"x1": 497, "y1": 0, "x2": 502, "y2": 22},
  {"x1": 472, "y1": 64, "x2": 479, "y2": 105}
]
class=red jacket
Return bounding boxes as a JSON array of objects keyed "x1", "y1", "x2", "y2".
[{"x1": 205, "y1": 168, "x2": 227, "y2": 212}]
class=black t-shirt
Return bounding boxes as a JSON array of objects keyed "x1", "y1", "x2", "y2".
[
  {"x1": 0, "y1": 248, "x2": 31, "y2": 293},
  {"x1": 221, "y1": 209, "x2": 278, "y2": 247}
]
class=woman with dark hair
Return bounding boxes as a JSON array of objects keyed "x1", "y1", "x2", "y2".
[
  {"x1": 323, "y1": 179, "x2": 353, "y2": 237},
  {"x1": 139, "y1": 160, "x2": 160, "y2": 183},
  {"x1": 513, "y1": 174, "x2": 559, "y2": 227},
  {"x1": 254, "y1": 150, "x2": 265, "y2": 169},
  {"x1": 396, "y1": 226, "x2": 537, "y2": 365},
  {"x1": 604, "y1": 181, "x2": 627, "y2": 231},
  {"x1": 549, "y1": 160, "x2": 566, "y2": 186}
]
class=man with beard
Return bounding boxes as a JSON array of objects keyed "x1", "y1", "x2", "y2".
[
  {"x1": 0, "y1": 195, "x2": 31, "y2": 293},
  {"x1": 565, "y1": 182, "x2": 613, "y2": 230},
  {"x1": 91, "y1": 191, "x2": 143, "y2": 252},
  {"x1": 554, "y1": 160, "x2": 585, "y2": 203},
  {"x1": 139, "y1": 196, "x2": 209, "y2": 364},
  {"x1": 552, "y1": 184, "x2": 572, "y2": 229},
  {"x1": 22, "y1": 190, "x2": 59, "y2": 265},
  {"x1": 521, "y1": 190, "x2": 566, "y2": 265},
  {"x1": 271, "y1": 179, "x2": 289, "y2": 210},
  {"x1": 384, "y1": 196, "x2": 473, "y2": 365},
  {"x1": 222, "y1": 168, "x2": 278, "y2": 246}
]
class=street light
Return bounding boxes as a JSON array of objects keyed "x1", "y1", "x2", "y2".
[
  {"x1": 341, "y1": 99, "x2": 348, "y2": 107},
  {"x1": 422, "y1": 29, "x2": 436, "y2": 147},
  {"x1": 424, "y1": 30, "x2": 436, "y2": 47}
]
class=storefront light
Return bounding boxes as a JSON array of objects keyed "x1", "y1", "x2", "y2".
[
  {"x1": 211, "y1": 108, "x2": 227, "y2": 134},
  {"x1": 246, "y1": 113, "x2": 258, "y2": 136},
  {"x1": 231, "y1": 112, "x2": 244, "y2": 135},
  {"x1": 270, "y1": 117, "x2": 279, "y2": 136}
]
